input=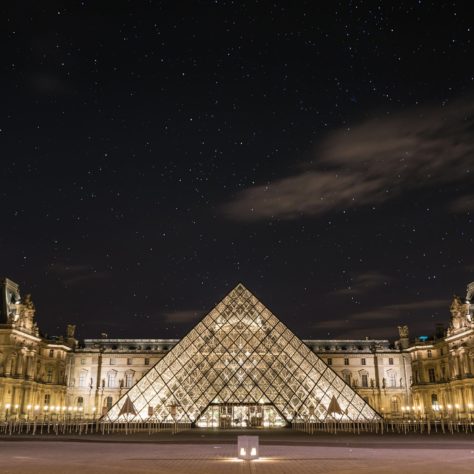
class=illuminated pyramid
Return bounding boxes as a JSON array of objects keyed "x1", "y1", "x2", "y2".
[{"x1": 104, "y1": 284, "x2": 380, "y2": 425}]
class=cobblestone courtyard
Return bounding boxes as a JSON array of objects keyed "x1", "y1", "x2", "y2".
[{"x1": 1, "y1": 431, "x2": 474, "y2": 473}]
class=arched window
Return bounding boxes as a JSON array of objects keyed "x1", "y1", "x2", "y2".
[
  {"x1": 431, "y1": 393, "x2": 439, "y2": 410},
  {"x1": 77, "y1": 396, "x2": 84, "y2": 407}
]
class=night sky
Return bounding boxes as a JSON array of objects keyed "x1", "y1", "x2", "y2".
[{"x1": 2, "y1": 2, "x2": 473, "y2": 342}]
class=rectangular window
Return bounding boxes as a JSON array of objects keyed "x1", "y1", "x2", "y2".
[
  {"x1": 327, "y1": 358, "x2": 332, "y2": 366},
  {"x1": 44, "y1": 394, "x2": 51, "y2": 405},
  {"x1": 361, "y1": 358, "x2": 366, "y2": 366},
  {"x1": 144, "y1": 358, "x2": 150, "y2": 366},
  {"x1": 427, "y1": 349, "x2": 432, "y2": 358},
  {"x1": 109, "y1": 358, "x2": 116, "y2": 365},
  {"x1": 361, "y1": 374, "x2": 368, "y2": 387},
  {"x1": 107, "y1": 373, "x2": 116, "y2": 388},
  {"x1": 49, "y1": 349, "x2": 54, "y2": 358},
  {"x1": 125, "y1": 373, "x2": 133, "y2": 387},
  {"x1": 79, "y1": 372, "x2": 87, "y2": 387},
  {"x1": 127, "y1": 358, "x2": 133, "y2": 365},
  {"x1": 46, "y1": 367, "x2": 53, "y2": 383},
  {"x1": 388, "y1": 357, "x2": 394, "y2": 365},
  {"x1": 428, "y1": 368, "x2": 436, "y2": 383},
  {"x1": 80, "y1": 358, "x2": 86, "y2": 365},
  {"x1": 344, "y1": 358, "x2": 349, "y2": 366}
]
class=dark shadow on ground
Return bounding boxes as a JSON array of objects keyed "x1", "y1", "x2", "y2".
[{"x1": 1, "y1": 428, "x2": 473, "y2": 449}]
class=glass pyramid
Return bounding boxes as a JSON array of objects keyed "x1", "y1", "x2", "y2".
[{"x1": 104, "y1": 284, "x2": 381, "y2": 424}]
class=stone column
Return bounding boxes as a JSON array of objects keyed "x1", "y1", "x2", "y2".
[
  {"x1": 464, "y1": 351, "x2": 472, "y2": 376},
  {"x1": 457, "y1": 355, "x2": 463, "y2": 377},
  {"x1": 449, "y1": 352, "x2": 457, "y2": 378},
  {"x1": 29, "y1": 354, "x2": 36, "y2": 379},
  {"x1": 15, "y1": 354, "x2": 23, "y2": 377}
]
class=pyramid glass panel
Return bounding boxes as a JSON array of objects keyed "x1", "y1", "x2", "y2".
[{"x1": 104, "y1": 284, "x2": 381, "y2": 425}]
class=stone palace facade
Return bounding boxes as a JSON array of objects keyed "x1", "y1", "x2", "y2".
[{"x1": 1, "y1": 277, "x2": 473, "y2": 422}]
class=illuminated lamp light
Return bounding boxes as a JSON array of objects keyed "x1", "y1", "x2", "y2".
[{"x1": 237, "y1": 436, "x2": 259, "y2": 460}]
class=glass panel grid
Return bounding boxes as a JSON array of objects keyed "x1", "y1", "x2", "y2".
[{"x1": 105, "y1": 284, "x2": 380, "y2": 423}]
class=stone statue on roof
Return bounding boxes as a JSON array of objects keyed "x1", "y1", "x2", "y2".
[{"x1": 398, "y1": 325, "x2": 409, "y2": 339}]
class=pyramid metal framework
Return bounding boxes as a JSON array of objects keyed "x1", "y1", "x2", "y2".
[{"x1": 104, "y1": 284, "x2": 381, "y2": 424}]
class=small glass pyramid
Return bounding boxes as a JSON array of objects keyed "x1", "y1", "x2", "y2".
[{"x1": 104, "y1": 284, "x2": 381, "y2": 425}]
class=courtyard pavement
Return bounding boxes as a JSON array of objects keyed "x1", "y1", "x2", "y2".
[{"x1": 1, "y1": 430, "x2": 474, "y2": 473}]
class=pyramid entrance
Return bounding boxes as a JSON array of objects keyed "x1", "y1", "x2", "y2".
[
  {"x1": 197, "y1": 403, "x2": 286, "y2": 428},
  {"x1": 104, "y1": 284, "x2": 380, "y2": 426}
]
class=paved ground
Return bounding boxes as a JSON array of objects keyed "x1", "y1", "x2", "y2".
[{"x1": 1, "y1": 430, "x2": 474, "y2": 473}]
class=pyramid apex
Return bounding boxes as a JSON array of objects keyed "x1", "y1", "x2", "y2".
[{"x1": 229, "y1": 282, "x2": 255, "y2": 299}]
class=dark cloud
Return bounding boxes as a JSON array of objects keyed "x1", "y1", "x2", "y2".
[
  {"x1": 164, "y1": 309, "x2": 202, "y2": 324},
  {"x1": 49, "y1": 263, "x2": 109, "y2": 286},
  {"x1": 312, "y1": 298, "x2": 447, "y2": 339},
  {"x1": 350, "y1": 299, "x2": 447, "y2": 321},
  {"x1": 449, "y1": 194, "x2": 474, "y2": 213},
  {"x1": 332, "y1": 271, "x2": 393, "y2": 296},
  {"x1": 224, "y1": 98, "x2": 474, "y2": 220},
  {"x1": 29, "y1": 72, "x2": 71, "y2": 96}
]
